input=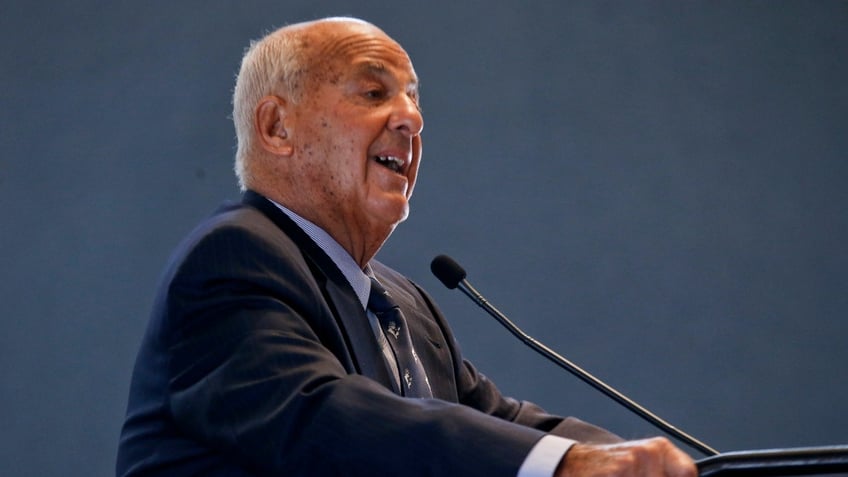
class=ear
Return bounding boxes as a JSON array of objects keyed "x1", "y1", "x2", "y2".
[{"x1": 255, "y1": 95, "x2": 294, "y2": 156}]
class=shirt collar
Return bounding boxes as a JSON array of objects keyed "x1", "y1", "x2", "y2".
[{"x1": 268, "y1": 199, "x2": 372, "y2": 310}]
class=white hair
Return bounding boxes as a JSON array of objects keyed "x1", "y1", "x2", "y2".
[{"x1": 231, "y1": 27, "x2": 309, "y2": 191}]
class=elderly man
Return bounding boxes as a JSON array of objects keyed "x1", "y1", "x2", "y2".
[{"x1": 116, "y1": 17, "x2": 696, "y2": 477}]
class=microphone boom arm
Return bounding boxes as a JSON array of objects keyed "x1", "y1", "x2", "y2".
[{"x1": 455, "y1": 277, "x2": 719, "y2": 457}]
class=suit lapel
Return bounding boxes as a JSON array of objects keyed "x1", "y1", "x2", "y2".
[
  {"x1": 241, "y1": 190, "x2": 396, "y2": 392},
  {"x1": 323, "y1": 280, "x2": 401, "y2": 394}
]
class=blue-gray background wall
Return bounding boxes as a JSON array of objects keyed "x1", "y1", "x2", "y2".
[{"x1": 2, "y1": 1, "x2": 846, "y2": 475}]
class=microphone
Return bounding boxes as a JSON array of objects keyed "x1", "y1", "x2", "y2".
[{"x1": 430, "y1": 254, "x2": 719, "y2": 456}]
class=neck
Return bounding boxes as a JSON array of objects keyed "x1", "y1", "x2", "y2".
[
  {"x1": 252, "y1": 184, "x2": 394, "y2": 269},
  {"x1": 337, "y1": 223, "x2": 394, "y2": 269}
]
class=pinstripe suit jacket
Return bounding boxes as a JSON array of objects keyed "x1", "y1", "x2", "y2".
[{"x1": 116, "y1": 190, "x2": 619, "y2": 477}]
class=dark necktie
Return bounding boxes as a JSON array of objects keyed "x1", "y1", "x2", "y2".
[{"x1": 368, "y1": 278, "x2": 433, "y2": 398}]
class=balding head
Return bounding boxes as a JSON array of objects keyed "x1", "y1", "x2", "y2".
[{"x1": 232, "y1": 17, "x2": 393, "y2": 190}]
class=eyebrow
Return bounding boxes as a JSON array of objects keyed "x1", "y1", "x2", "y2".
[{"x1": 354, "y1": 61, "x2": 419, "y2": 93}]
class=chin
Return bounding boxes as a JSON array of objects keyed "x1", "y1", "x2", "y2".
[
  {"x1": 379, "y1": 210, "x2": 408, "y2": 228},
  {"x1": 396, "y1": 201, "x2": 410, "y2": 220},
  {"x1": 397, "y1": 202, "x2": 411, "y2": 223},
  {"x1": 369, "y1": 196, "x2": 410, "y2": 225}
]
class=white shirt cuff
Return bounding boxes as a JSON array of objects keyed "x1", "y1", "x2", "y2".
[{"x1": 516, "y1": 435, "x2": 576, "y2": 477}]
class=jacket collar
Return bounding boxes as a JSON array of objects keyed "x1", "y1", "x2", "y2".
[{"x1": 240, "y1": 190, "x2": 398, "y2": 393}]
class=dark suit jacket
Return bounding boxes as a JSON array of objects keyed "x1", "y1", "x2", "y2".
[{"x1": 116, "y1": 190, "x2": 619, "y2": 477}]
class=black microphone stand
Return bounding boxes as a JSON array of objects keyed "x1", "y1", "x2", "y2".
[
  {"x1": 452, "y1": 276, "x2": 720, "y2": 456},
  {"x1": 433, "y1": 255, "x2": 848, "y2": 475}
]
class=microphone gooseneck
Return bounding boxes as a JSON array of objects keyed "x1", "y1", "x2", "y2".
[{"x1": 430, "y1": 254, "x2": 719, "y2": 457}]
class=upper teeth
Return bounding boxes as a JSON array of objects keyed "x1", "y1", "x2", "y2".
[{"x1": 376, "y1": 156, "x2": 404, "y2": 171}]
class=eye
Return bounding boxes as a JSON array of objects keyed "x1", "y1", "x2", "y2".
[{"x1": 363, "y1": 85, "x2": 386, "y2": 100}]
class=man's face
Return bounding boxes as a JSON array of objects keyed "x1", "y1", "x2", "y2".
[{"x1": 284, "y1": 23, "x2": 423, "y2": 245}]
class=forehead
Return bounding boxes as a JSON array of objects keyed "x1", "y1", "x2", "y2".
[{"x1": 312, "y1": 25, "x2": 418, "y2": 84}]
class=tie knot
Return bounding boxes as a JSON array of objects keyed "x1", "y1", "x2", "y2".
[{"x1": 368, "y1": 277, "x2": 398, "y2": 314}]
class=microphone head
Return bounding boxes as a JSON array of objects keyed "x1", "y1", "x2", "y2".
[{"x1": 430, "y1": 254, "x2": 467, "y2": 289}]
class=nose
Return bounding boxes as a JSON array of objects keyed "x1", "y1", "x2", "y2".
[{"x1": 388, "y1": 93, "x2": 423, "y2": 137}]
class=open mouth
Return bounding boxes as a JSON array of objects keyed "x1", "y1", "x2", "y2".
[{"x1": 372, "y1": 155, "x2": 406, "y2": 174}]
